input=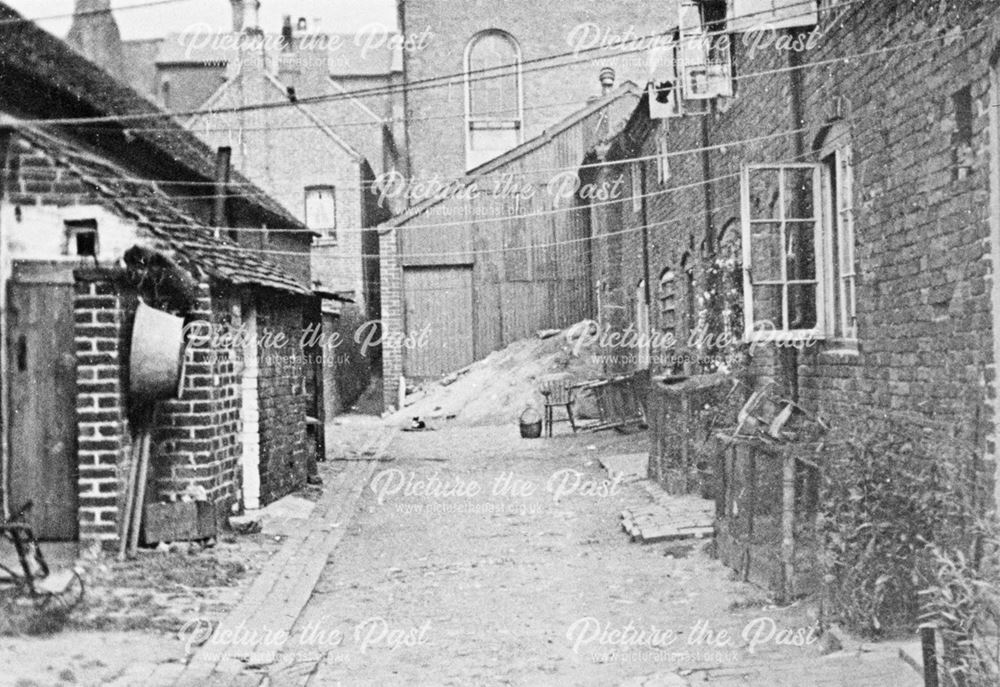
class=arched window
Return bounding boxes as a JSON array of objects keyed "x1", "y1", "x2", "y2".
[{"x1": 465, "y1": 30, "x2": 522, "y2": 170}]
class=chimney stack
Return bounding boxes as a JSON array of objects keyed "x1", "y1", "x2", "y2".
[
  {"x1": 230, "y1": 0, "x2": 244, "y2": 32},
  {"x1": 66, "y1": 0, "x2": 126, "y2": 82},
  {"x1": 599, "y1": 67, "x2": 616, "y2": 95},
  {"x1": 281, "y1": 14, "x2": 293, "y2": 50},
  {"x1": 230, "y1": 0, "x2": 261, "y2": 33}
]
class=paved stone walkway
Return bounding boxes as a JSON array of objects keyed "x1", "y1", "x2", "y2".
[{"x1": 170, "y1": 417, "x2": 395, "y2": 687}]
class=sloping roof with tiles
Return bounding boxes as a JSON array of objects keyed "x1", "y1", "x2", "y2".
[
  {"x1": 16, "y1": 125, "x2": 312, "y2": 295},
  {"x1": 0, "y1": 1, "x2": 304, "y2": 232}
]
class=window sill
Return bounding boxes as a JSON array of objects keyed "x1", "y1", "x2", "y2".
[
  {"x1": 820, "y1": 340, "x2": 860, "y2": 357},
  {"x1": 313, "y1": 236, "x2": 339, "y2": 247}
]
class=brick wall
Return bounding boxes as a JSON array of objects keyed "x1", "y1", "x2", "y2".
[
  {"x1": 73, "y1": 275, "x2": 131, "y2": 544},
  {"x1": 589, "y1": 2, "x2": 1000, "y2": 501},
  {"x1": 255, "y1": 291, "x2": 313, "y2": 504},
  {"x1": 379, "y1": 226, "x2": 403, "y2": 410},
  {"x1": 151, "y1": 283, "x2": 242, "y2": 516}
]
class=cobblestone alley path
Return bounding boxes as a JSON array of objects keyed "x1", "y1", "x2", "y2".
[{"x1": 264, "y1": 425, "x2": 920, "y2": 687}]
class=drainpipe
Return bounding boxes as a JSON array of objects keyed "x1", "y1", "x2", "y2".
[
  {"x1": 639, "y1": 148, "x2": 651, "y2": 307},
  {"x1": 784, "y1": 30, "x2": 807, "y2": 403},
  {"x1": 700, "y1": 116, "x2": 714, "y2": 255},
  {"x1": 0, "y1": 127, "x2": 12, "y2": 520}
]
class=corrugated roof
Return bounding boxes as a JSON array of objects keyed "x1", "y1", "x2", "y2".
[{"x1": 19, "y1": 125, "x2": 312, "y2": 296}]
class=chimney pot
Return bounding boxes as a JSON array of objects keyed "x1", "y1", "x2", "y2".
[
  {"x1": 281, "y1": 14, "x2": 293, "y2": 50},
  {"x1": 599, "y1": 67, "x2": 616, "y2": 95},
  {"x1": 230, "y1": 0, "x2": 245, "y2": 32}
]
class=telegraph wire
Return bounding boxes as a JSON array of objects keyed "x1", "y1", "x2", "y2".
[{"x1": 11, "y1": 0, "x2": 859, "y2": 126}]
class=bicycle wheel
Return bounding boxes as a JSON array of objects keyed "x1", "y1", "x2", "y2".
[{"x1": 34, "y1": 570, "x2": 85, "y2": 611}]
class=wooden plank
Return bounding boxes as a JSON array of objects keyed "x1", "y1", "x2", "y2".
[{"x1": 403, "y1": 266, "x2": 474, "y2": 377}]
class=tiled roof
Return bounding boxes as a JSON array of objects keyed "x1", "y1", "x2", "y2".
[
  {"x1": 21, "y1": 125, "x2": 312, "y2": 296},
  {"x1": 0, "y1": 2, "x2": 304, "y2": 231}
]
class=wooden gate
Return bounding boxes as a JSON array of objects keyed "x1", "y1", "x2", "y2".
[
  {"x1": 403, "y1": 267, "x2": 474, "y2": 379},
  {"x1": 5, "y1": 264, "x2": 79, "y2": 540}
]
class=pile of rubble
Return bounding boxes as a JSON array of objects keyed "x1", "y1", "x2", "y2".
[{"x1": 394, "y1": 322, "x2": 603, "y2": 427}]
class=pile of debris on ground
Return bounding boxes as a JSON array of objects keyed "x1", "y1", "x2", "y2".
[
  {"x1": 394, "y1": 321, "x2": 604, "y2": 427},
  {"x1": 598, "y1": 452, "x2": 716, "y2": 544}
]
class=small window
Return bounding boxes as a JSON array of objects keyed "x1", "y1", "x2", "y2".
[
  {"x1": 305, "y1": 186, "x2": 336, "y2": 238},
  {"x1": 656, "y1": 131, "x2": 670, "y2": 185},
  {"x1": 952, "y1": 85, "x2": 974, "y2": 179},
  {"x1": 631, "y1": 162, "x2": 643, "y2": 213},
  {"x1": 65, "y1": 219, "x2": 98, "y2": 257}
]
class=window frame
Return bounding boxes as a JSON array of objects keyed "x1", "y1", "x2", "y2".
[
  {"x1": 64, "y1": 218, "x2": 98, "y2": 257},
  {"x1": 677, "y1": 0, "x2": 733, "y2": 100},
  {"x1": 740, "y1": 162, "x2": 827, "y2": 342},
  {"x1": 631, "y1": 161, "x2": 643, "y2": 213},
  {"x1": 656, "y1": 131, "x2": 670, "y2": 185},
  {"x1": 829, "y1": 146, "x2": 857, "y2": 341},
  {"x1": 464, "y1": 30, "x2": 524, "y2": 170},
  {"x1": 304, "y1": 184, "x2": 337, "y2": 240},
  {"x1": 635, "y1": 279, "x2": 651, "y2": 370},
  {"x1": 658, "y1": 267, "x2": 678, "y2": 338}
]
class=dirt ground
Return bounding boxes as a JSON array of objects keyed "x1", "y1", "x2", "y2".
[
  {"x1": 0, "y1": 416, "x2": 380, "y2": 687},
  {"x1": 0, "y1": 420, "x2": 920, "y2": 687},
  {"x1": 274, "y1": 425, "x2": 919, "y2": 686}
]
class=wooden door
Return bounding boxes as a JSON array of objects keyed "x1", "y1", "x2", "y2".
[
  {"x1": 403, "y1": 267, "x2": 474, "y2": 379},
  {"x1": 6, "y1": 268, "x2": 79, "y2": 540}
]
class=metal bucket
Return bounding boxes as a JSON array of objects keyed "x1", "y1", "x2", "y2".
[
  {"x1": 129, "y1": 301, "x2": 185, "y2": 402},
  {"x1": 519, "y1": 407, "x2": 542, "y2": 439}
]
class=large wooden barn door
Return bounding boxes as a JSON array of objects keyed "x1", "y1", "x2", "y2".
[
  {"x1": 6, "y1": 265, "x2": 79, "y2": 540},
  {"x1": 403, "y1": 267, "x2": 474, "y2": 379}
]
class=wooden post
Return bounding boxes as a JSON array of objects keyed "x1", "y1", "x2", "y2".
[
  {"x1": 680, "y1": 392, "x2": 690, "y2": 491},
  {"x1": 781, "y1": 447, "x2": 796, "y2": 602},
  {"x1": 920, "y1": 626, "x2": 939, "y2": 687},
  {"x1": 743, "y1": 443, "x2": 756, "y2": 582},
  {"x1": 127, "y1": 429, "x2": 152, "y2": 556},
  {"x1": 117, "y1": 436, "x2": 141, "y2": 561}
]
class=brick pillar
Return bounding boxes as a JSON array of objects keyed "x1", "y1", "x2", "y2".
[
  {"x1": 152, "y1": 283, "x2": 242, "y2": 519},
  {"x1": 74, "y1": 277, "x2": 130, "y2": 547},
  {"x1": 379, "y1": 227, "x2": 403, "y2": 411}
]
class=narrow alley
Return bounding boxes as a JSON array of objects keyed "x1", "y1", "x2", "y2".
[{"x1": 185, "y1": 423, "x2": 921, "y2": 687}]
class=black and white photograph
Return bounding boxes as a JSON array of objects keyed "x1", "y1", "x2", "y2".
[{"x1": 0, "y1": 0, "x2": 998, "y2": 685}]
